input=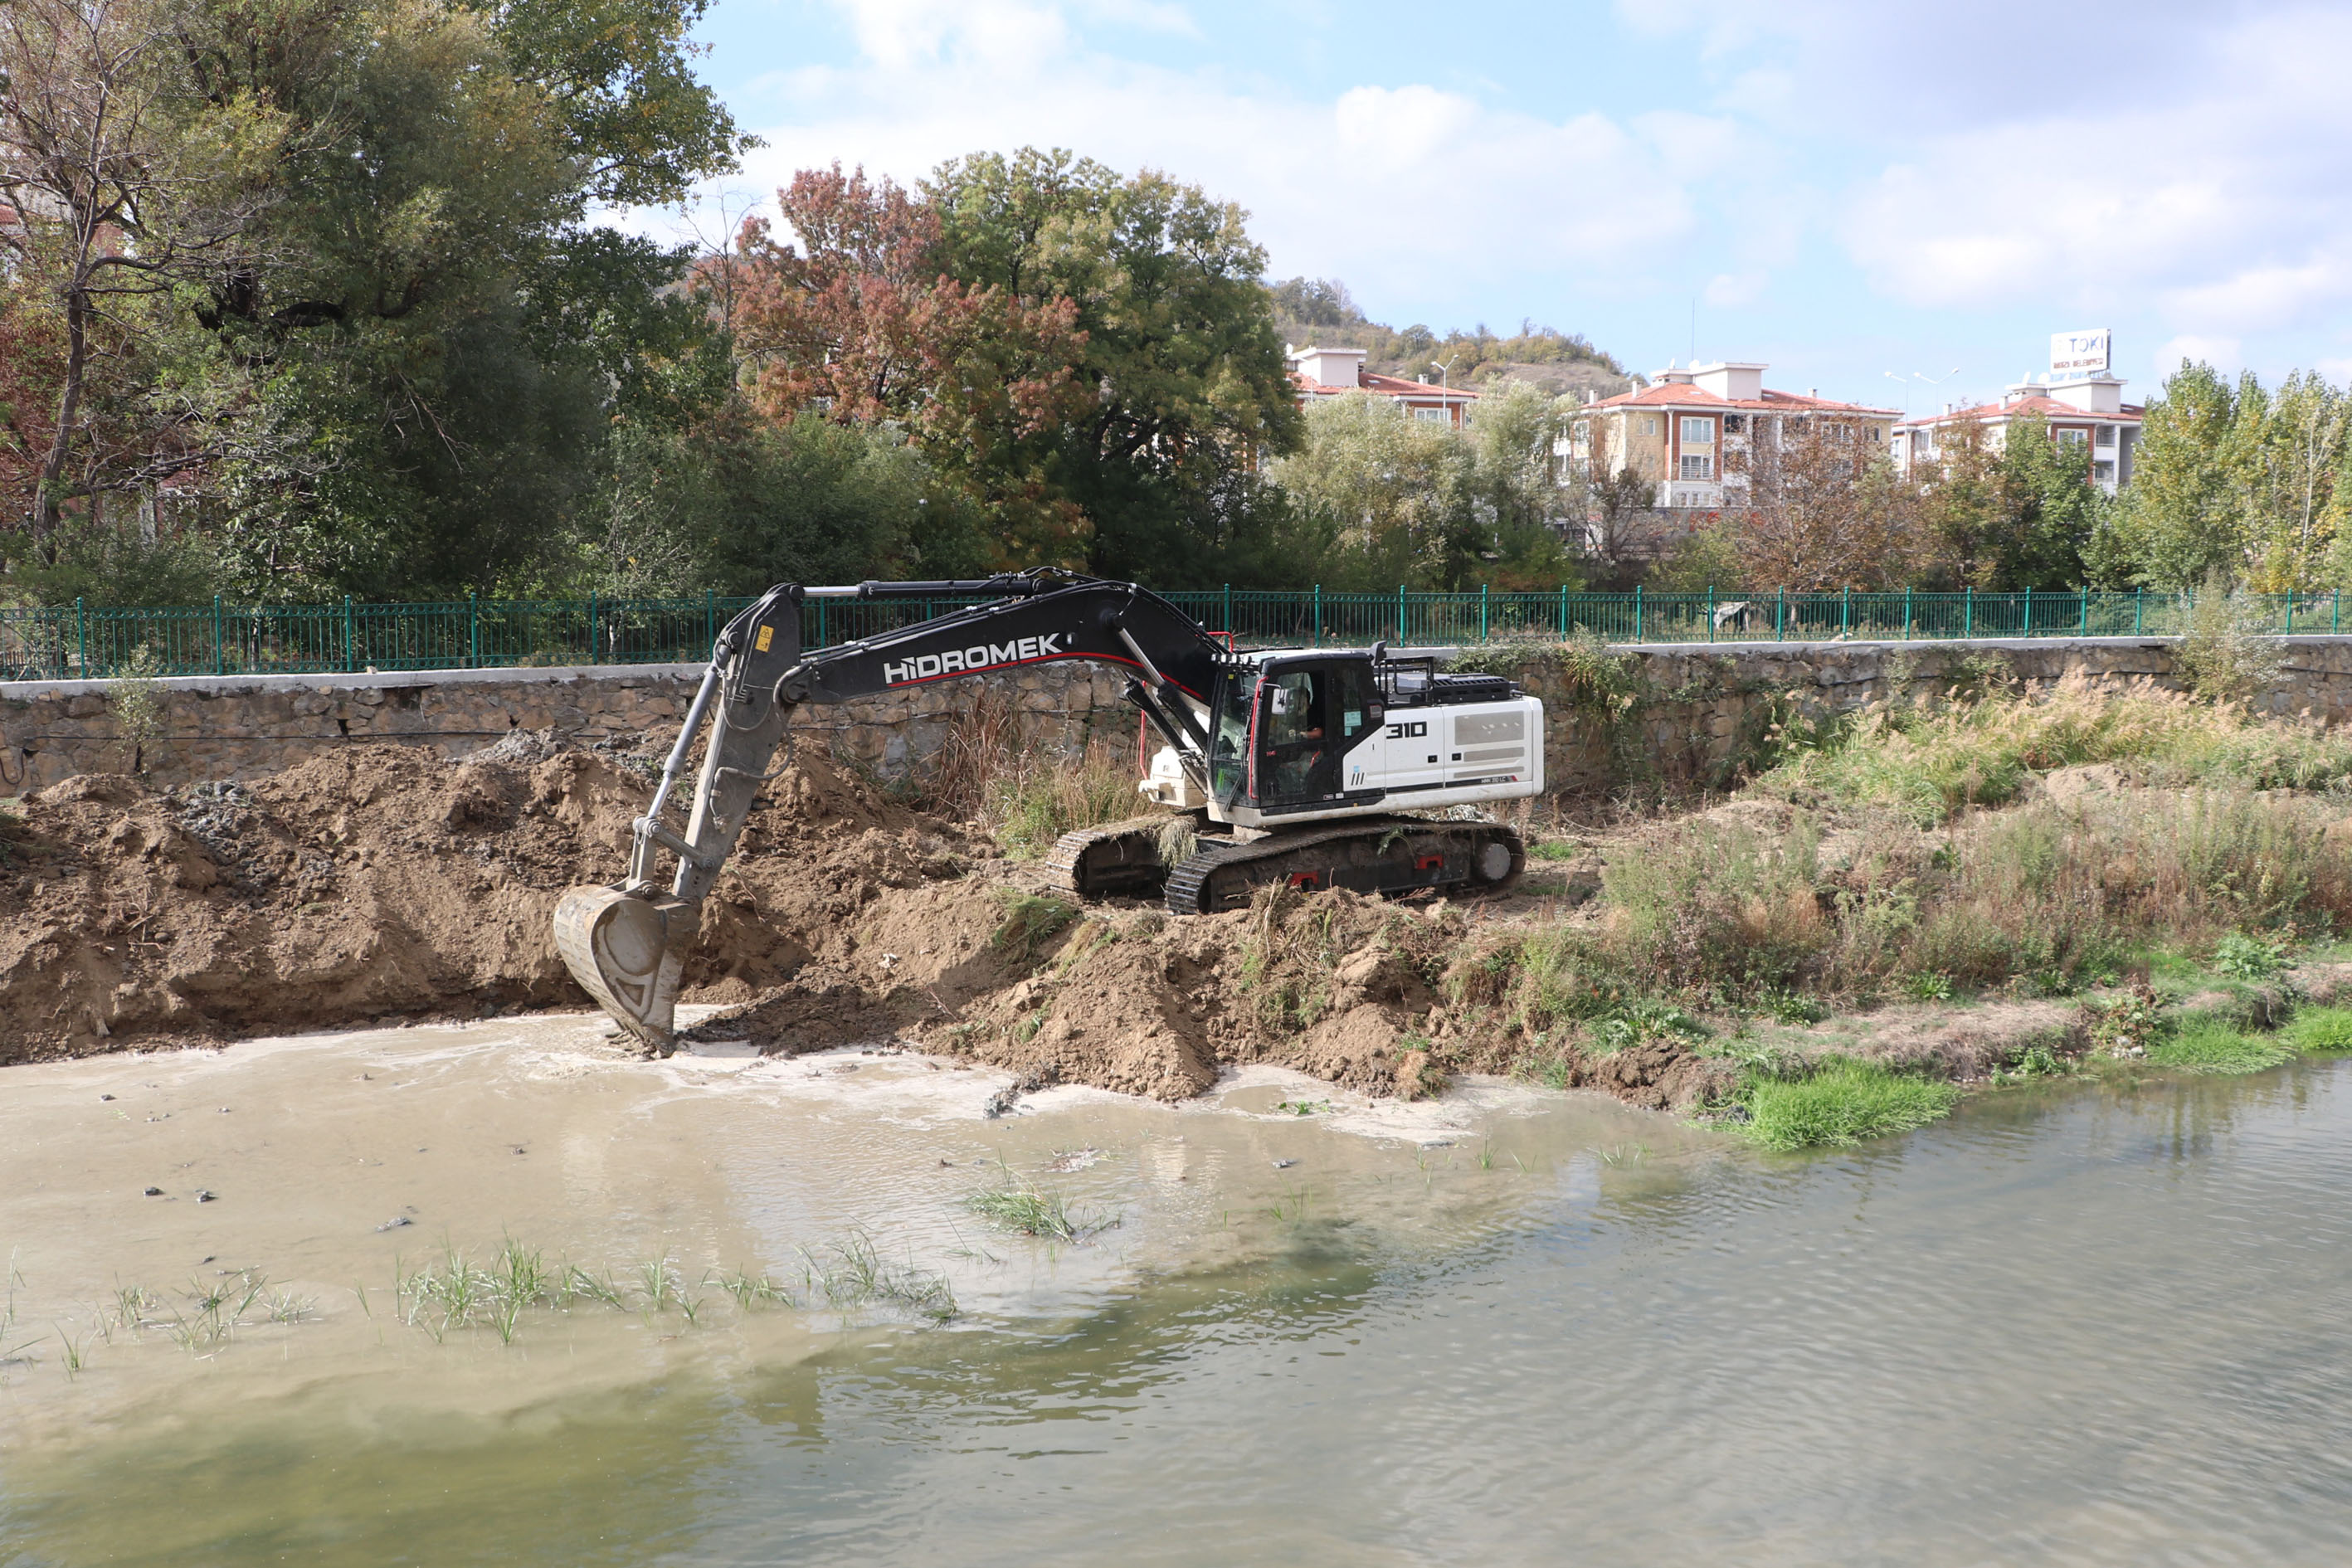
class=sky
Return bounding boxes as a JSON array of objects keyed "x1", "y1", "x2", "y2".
[{"x1": 660, "y1": 0, "x2": 2352, "y2": 414}]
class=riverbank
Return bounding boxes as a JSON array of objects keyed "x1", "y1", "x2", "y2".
[{"x1": 10, "y1": 669, "x2": 2352, "y2": 1151}]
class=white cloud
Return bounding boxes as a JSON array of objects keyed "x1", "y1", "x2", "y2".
[
  {"x1": 709, "y1": 1, "x2": 1712, "y2": 319},
  {"x1": 2155, "y1": 335, "x2": 2242, "y2": 376},
  {"x1": 1837, "y1": 5, "x2": 2352, "y2": 344}
]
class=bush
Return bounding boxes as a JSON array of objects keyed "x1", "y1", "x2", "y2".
[
  {"x1": 1766, "y1": 674, "x2": 2352, "y2": 826},
  {"x1": 2145, "y1": 1016, "x2": 2294, "y2": 1075},
  {"x1": 2282, "y1": 1006, "x2": 2352, "y2": 1054},
  {"x1": 1731, "y1": 1057, "x2": 1961, "y2": 1151}
]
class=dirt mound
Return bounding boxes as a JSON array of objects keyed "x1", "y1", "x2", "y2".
[
  {"x1": 2, "y1": 741, "x2": 1731, "y2": 1113},
  {"x1": 0, "y1": 746, "x2": 981, "y2": 1063}
]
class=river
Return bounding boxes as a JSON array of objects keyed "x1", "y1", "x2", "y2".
[{"x1": 4, "y1": 1015, "x2": 2351, "y2": 1566}]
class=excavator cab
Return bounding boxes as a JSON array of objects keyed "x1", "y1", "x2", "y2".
[{"x1": 1206, "y1": 655, "x2": 1384, "y2": 814}]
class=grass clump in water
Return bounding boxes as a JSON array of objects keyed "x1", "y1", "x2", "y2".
[
  {"x1": 1727, "y1": 1057, "x2": 1961, "y2": 1152},
  {"x1": 963, "y1": 1174, "x2": 1113, "y2": 1243},
  {"x1": 2145, "y1": 1015, "x2": 2294, "y2": 1075},
  {"x1": 2282, "y1": 1006, "x2": 2352, "y2": 1054}
]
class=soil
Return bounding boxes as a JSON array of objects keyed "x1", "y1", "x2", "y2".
[
  {"x1": 1, "y1": 740, "x2": 2126, "y2": 1114},
  {"x1": 2, "y1": 743, "x2": 1622, "y2": 1104}
]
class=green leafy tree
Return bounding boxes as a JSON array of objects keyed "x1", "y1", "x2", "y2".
[
  {"x1": 2093, "y1": 361, "x2": 2245, "y2": 589},
  {"x1": 924, "y1": 148, "x2": 1303, "y2": 581},
  {"x1": 1267, "y1": 390, "x2": 1574, "y2": 591},
  {"x1": 1988, "y1": 411, "x2": 2104, "y2": 588}
]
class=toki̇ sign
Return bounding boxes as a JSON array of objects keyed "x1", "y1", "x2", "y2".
[{"x1": 2051, "y1": 329, "x2": 2111, "y2": 377}]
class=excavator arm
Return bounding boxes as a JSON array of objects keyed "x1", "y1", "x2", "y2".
[{"x1": 553, "y1": 573, "x2": 1228, "y2": 1045}]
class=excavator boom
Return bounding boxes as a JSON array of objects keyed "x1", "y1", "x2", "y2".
[{"x1": 553, "y1": 573, "x2": 1542, "y2": 1048}]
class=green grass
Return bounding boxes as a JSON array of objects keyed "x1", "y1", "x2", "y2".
[
  {"x1": 990, "y1": 889, "x2": 1079, "y2": 963},
  {"x1": 1526, "y1": 840, "x2": 1581, "y2": 862},
  {"x1": 2283, "y1": 1006, "x2": 2352, "y2": 1054},
  {"x1": 963, "y1": 1177, "x2": 1109, "y2": 1242},
  {"x1": 1731, "y1": 1057, "x2": 1961, "y2": 1152},
  {"x1": 2145, "y1": 1015, "x2": 2295, "y2": 1074}
]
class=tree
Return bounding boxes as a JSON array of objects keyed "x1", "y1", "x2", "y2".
[
  {"x1": 724, "y1": 163, "x2": 1093, "y2": 568},
  {"x1": 1986, "y1": 411, "x2": 2103, "y2": 588},
  {"x1": 924, "y1": 149, "x2": 1303, "y2": 580},
  {"x1": 2093, "y1": 361, "x2": 2243, "y2": 590},
  {"x1": 2238, "y1": 370, "x2": 2346, "y2": 590},
  {"x1": 1265, "y1": 390, "x2": 1575, "y2": 590},
  {"x1": 1736, "y1": 423, "x2": 1931, "y2": 589},
  {"x1": 0, "y1": 0, "x2": 280, "y2": 538}
]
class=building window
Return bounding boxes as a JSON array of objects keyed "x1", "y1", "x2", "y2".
[
  {"x1": 2093, "y1": 460, "x2": 2116, "y2": 485},
  {"x1": 2057, "y1": 428, "x2": 2088, "y2": 449},
  {"x1": 1641, "y1": 416, "x2": 1659, "y2": 436},
  {"x1": 1679, "y1": 455, "x2": 1714, "y2": 480},
  {"x1": 1680, "y1": 416, "x2": 1715, "y2": 445},
  {"x1": 1411, "y1": 406, "x2": 1447, "y2": 422},
  {"x1": 2095, "y1": 425, "x2": 2116, "y2": 448},
  {"x1": 1722, "y1": 414, "x2": 1745, "y2": 433}
]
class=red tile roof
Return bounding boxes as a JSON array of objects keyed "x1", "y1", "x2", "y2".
[
  {"x1": 1290, "y1": 369, "x2": 1478, "y2": 401},
  {"x1": 1900, "y1": 395, "x2": 2145, "y2": 427},
  {"x1": 1578, "y1": 382, "x2": 1897, "y2": 416}
]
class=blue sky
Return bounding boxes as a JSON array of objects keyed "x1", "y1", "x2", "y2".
[{"x1": 660, "y1": 0, "x2": 2352, "y2": 413}]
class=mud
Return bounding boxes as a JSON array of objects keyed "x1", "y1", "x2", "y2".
[{"x1": 6, "y1": 743, "x2": 1659, "y2": 1108}]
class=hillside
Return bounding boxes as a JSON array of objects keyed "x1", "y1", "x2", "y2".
[{"x1": 1268, "y1": 276, "x2": 1638, "y2": 401}]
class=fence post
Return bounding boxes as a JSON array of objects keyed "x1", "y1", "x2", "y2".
[
  {"x1": 1557, "y1": 582, "x2": 1568, "y2": 639},
  {"x1": 1708, "y1": 585, "x2": 1716, "y2": 644},
  {"x1": 1634, "y1": 583, "x2": 1643, "y2": 643},
  {"x1": 1479, "y1": 583, "x2": 1489, "y2": 643},
  {"x1": 2080, "y1": 588, "x2": 2089, "y2": 636},
  {"x1": 468, "y1": 592, "x2": 480, "y2": 668},
  {"x1": 816, "y1": 595, "x2": 826, "y2": 650},
  {"x1": 1776, "y1": 587, "x2": 1785, "y2": 640},
  {"x1": 1964, "y1": 586, "x2": 1973, "y2": 637},
  {"x1": 75, "y1": 597, "x2": 86, "y2": 676},
  {"x1": 2023, "y1": 585, "x2": 2033, "y2": 640},
  {"x1": 212, "y1": 595, "x2": 224, "y2": 675},
  {"x1": 2336, "y1": 587, "x2": 2341, "y2": 634},
  {"x1": 1903, "y1": 586, "x2": 1912, "y2": 640},
  {"x1": 2135, "y1": 587, "x2": 2144, "y2": 635},
  {"x1": 1841, "y1": 585, "x2": 1850, "y2": 636},
  {"x1": 587, "y1": 591, "x2": 598, "y2": 665},
  {"x1": 343, "y1": 596, "x2": 355, "y2": 673},
  {"x1": 1313, "y1": 583, "x2": 1322, "y2": 647},
  {"x1": 2282, "y1": 593, "x2": 2293, "y2": 634},
  {"x1": 1223, "y1": 582, "x2": 1233, "y2": 636},
  {"x1": 1397, "y1": 583, "x2": 1407, "y2": 643},
  {"x1": 705, "y1": 588, "x2": 715, "y2": 653}
]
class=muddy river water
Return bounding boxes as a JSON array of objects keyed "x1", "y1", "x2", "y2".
[{"x1": 5, "y1": 1015, "x2": 2352, "y2": 1566}]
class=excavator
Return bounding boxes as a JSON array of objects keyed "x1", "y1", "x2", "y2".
[{"x1": 553, "y1": 572, "x2": 1546, "y2": 1046}]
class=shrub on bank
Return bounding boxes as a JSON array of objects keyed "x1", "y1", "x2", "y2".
[
  {"x1": 2283, "y1": 1007, "x2": 2352, "y2": 1053},
  {"x1": 1467, "y1": 783, "x2": 2352, "y2": 1021},
  {"x1": 2145, "y1": 1016, "x2": 2296, "y2": 1075},
  {"x1": 1767, "y1": 674, "x2": 2352, "y2": 825},
  {"x1": 1729, "y1": 1057, "x2": 1961, "y2": 1151}
]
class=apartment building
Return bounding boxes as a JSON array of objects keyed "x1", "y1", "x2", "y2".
[
  {"x1": 1892, "y1": 374, "x2": 2143, "y2": 494},
  {"x1": 1288, "y1": 346, "x2": 1479, "y2": 427},
  {"x1": 1552, "y1": 361, "x2": 1899, "y2": 511}
]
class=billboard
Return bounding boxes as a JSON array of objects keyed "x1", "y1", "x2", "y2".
[{"x1": 2051, "y1": 329, "x2": 2111, "y2": 377}]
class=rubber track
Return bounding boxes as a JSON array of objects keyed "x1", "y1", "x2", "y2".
[
  {"x1": 1162, "y1": 816, "x2": 1523, "y2": 915},
  {"x1": 1043, "y1": 816, "x2": 1180, "y2": 897}
]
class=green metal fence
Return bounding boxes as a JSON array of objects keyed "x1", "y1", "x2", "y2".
[{"x1": 2, "y1": 586, "x2": 2345, "y2": 682}]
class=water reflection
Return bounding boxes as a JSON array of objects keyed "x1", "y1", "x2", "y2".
[{"x1": 11, "y1": 1063, "x2": 2352, "y2": 1566}]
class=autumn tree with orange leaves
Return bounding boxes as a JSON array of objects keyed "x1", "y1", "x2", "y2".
[{"x1": 723, "y1": 166, "x2": 1096, "y2": 567}]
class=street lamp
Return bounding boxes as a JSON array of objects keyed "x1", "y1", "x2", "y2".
[{"x1": 1882, "y1": 367, "x2": 1961, "y2": 417}]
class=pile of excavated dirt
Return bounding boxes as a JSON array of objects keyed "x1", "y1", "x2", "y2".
[{"x1": 0, "y1": 742, "x2": 1735, "y2": 1109}]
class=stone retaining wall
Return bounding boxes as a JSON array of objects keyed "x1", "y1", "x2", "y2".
[
  {"x1": 8, "y1": 635, "x2": 2352, "y2": 797},
  {"x1": 0, "y1": 661, "x2": 1137, "y2": 795}
]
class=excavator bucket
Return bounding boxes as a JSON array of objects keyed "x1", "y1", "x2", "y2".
[{"x1": 552, "y1": 884, "x2": 700, "y2": 1047}]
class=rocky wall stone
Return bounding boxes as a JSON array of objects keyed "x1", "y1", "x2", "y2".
[{"x1": 7, "y1": 636, "x2": 2351, "y2": 797}]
